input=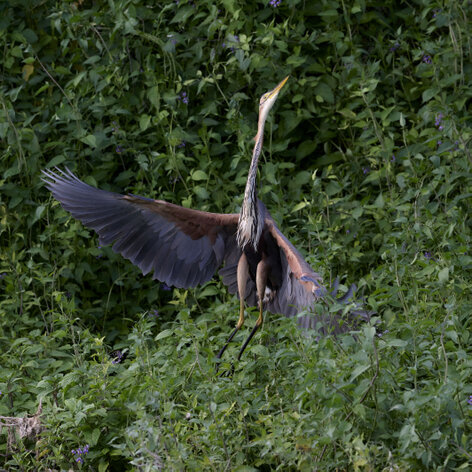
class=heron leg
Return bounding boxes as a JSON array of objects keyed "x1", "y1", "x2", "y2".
[
  {"x1": 237, "y1": 257, "x2": 268, "y2": 361},
  {"x1": 216, "y1": 253, "x2": 248, "y2": 361}
]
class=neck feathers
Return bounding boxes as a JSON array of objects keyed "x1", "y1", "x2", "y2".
[
  {"x1": 237, "y1": 116, "x2": 266, "y2": 250},
  {"x1": 237, "y1": 178, "x2": 262, "y2": 250}
]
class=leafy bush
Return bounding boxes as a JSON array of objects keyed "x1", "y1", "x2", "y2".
[{"x1": 1, "y1": 0, "x2": 471, "y2": 470}]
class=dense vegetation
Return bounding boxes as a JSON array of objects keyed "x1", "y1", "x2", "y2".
[{"x1": 1, "y1": 0, "x2": 472, "y2": 470}]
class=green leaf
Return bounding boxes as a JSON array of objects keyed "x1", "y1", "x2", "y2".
[
  {"x1": 193, "y1": 186, "x2": 209, "y2": 199},
  {"x1": 325, "y1": 181, "x2": 342, "y2": 196},
  {"x1": 296, "y1": 140, "x2": 316, "y2": 159},
  {"x1": 80, "y1": 134, "x2": 97, "y2": 148},
  {"x1": 170, "y1": 6, "x2": 194, "y2": 23},
  {"x1": 349, "y1": 364, "x2": 370, "y2": 382},
  {"x1": 352, "y1": 207, "x2": 363, "y2": 219},
  {"x1": 47, "y1": 155, "x2": 66, "y2": 167},
  {"x1": 139, "y1": 114, "x2": 151, "y2": 131},
  {"x1": 33, "y1": 205, "x2": 45, "y2": 224},
  {"x1": 98, "y1": 461, "x2": 109, "y2": 472},
  {"x1": 155, "y1": 329, "x2": 174, "y2": 341},
  {"x1": 438, "y1": 267, "x2": 449, "y2": 283},
  {"x1": 416, "y1": 265, "x2": 435, "y2": 278},
  {"x1": 147, "y1": 86, "x2": 160, "y2": 109},
  {"x1": 286, "y1": 55, "x2": 306, "y2": 67},
  {"x1": 314, "y1": 82, "x2": 334, "y2": 104},
  {"x1": 292, "y1": 201, "x2": 308, "y2": 212},
  {"x1": 422, "y1": 87, "x2": 439, "y2": 103},
  {"x1": 385, "y1": 339, "x2": 408, "y2": 348},
  {"x1": 373, "y1": 193, "x2": 384, "y2": 208},
  {"x1": 191, "y1": 170, "x2": 208, "y2": 181}
]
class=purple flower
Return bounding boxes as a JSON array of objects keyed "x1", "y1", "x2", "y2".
[
  {"x1": 112, "y1": 350, "x2": 124, "y2": 364},
  {"x1": 269, "y1": 0, "x2": 281, "y2": 6},
  {"x1": 0, "y1": 273, "x2": 6, "y2": 280},
  {"x1": 468, "y1": 395, "x2": 472, "y2": 405},
  {"x1": 363, "y1": 167, "x2": 370, "y2": 175},
  {"x1": 433, "y1": 8, "x2": 441, "y2": 18},
  {"x1": 391, "y1": 154, "x2": 396, "y2": 162},
  {"x1": 149, "y1": 309, "x2": 159, "y2": 318},
  {"x1": 116, "y1": 145, "x2": 123, "y2": 153},
  {"x1": 72, "y1": 445, "x2": 90, "y2": 464},
  {"x1": 435, "y1": 114, "x2": 445, "y2": 132},
  {"x1": 437, "y1": 140, "x2": 442, "y2": 147},
  {"x1": 422, "y1": 54, "x2": 432, "y2": 64},
  {"x1": 161, "y1": 283, "x2": 172, "y2": 291},
  {"x1": 389, "y1": 42, "x2": 400, "y2": 52},
  {"x1": 424, "y1": 251, "x2": 432, "y2": 260},
  {"x1": 177, "y1": 91, "x2": 189, "y2": 105},
  {"x1": 178, "y1": 141, "x2": 186, "y2": 148}
]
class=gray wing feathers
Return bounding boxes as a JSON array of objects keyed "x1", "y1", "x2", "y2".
[
  {"x1": 42, "y1": 168, "x2": 236, "y2": 289},
  {"x1": 265, "y1": 219, "x2": 370, "y2": 331}
]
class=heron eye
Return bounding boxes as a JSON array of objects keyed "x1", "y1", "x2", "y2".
[{"x1": 260, "y1": 93, "x2": 270, "y2": 105}]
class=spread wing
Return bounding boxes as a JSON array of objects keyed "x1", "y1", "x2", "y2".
[
  {"x1": 265, "y1": 216, "x2": 370, "y2": 332},
  {"x1": 42, "y1": 168, "x2": 239, "y2": 288},
  {"x1": 263, "y1": 217, "x2": 325, "y2": 323}
]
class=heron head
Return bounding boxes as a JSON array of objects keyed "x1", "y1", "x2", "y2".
[{"x1": 258, "y1": 76, "x2": 289, "y2": 120}]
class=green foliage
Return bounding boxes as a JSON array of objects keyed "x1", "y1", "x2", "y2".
[{"x1": 1, "y1": 0, "x2": 472, "y2": 469}]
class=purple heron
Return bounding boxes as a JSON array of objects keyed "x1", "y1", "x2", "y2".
[{"x1": 43, "y1": 77, "x2": 365, "y2": 365}]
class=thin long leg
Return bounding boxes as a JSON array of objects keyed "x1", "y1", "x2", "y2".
[
  {"x1": 237, "y1": 257, "x2": 268, "y2": 361},
  {"x1": 216, "y1": 253, "x2": 248, "y2": 361}
]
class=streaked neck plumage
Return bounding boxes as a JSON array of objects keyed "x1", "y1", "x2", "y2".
[{"x1": 237, "y1": 107, "x2": 269, "y2": 250}]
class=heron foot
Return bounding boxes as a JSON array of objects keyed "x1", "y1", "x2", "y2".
[{"x1": 217, "y1": 362, "x2": 235, "y2": 378}]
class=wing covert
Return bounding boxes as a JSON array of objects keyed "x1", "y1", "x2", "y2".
[{"x1": 42, "y1": 168, "x2": 239, "y2": 288}]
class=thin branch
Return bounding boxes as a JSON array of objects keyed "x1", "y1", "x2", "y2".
[
  {"x1": 90, "y1": 23, "x2": 112, "y2": 59},
  {"x1": 34, "y1": 53, "x2": 75, "y2": 110},
  {"x1": 439, "y1": 312, "x2": 449, "y2": 384},
  {"x1": 0, "y1": 95, "x2": 25, "y2": 169}
]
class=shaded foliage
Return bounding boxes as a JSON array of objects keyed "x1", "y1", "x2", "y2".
[{"x1": 1, "y1": 0, "x2": 472, "y2": 470}]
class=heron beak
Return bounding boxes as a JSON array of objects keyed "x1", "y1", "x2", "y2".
[
  {"x1": 254, "y1": 75, "x2": 289, "y2": 140},
  {"x1": 270, "y1": 75, "x2": 289, "y2": 98}
]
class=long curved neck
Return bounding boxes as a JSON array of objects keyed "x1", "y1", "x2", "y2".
[
  {"x1": 237, "y1": 111, "x2": 267, "y2": 250},
  {"x1": 244, "y1": 116, "x2": 265, "y2": 207}
]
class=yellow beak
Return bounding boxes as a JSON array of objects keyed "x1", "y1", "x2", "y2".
[{"x1": 270, "y1": 75, "x2": 289, "y2": 97}]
